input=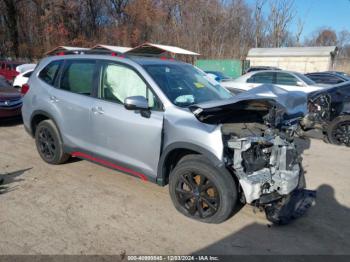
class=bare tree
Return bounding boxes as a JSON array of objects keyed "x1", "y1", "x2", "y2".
[
  {"x1": 267, "y1": 0, "x2": 295, "y2": 47},
  {"x1": 295, "y1": 18, "x2": 305, "y2": 46},
  {"x1": 253, "y1": 0, "x2": 266, "y2": 48}
]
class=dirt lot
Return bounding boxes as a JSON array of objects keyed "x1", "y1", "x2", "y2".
[{"x1": 0, "y1": 119, "x2": 350, "y2": 255}]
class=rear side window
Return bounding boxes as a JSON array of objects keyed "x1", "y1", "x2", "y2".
[
  {"x1": 247, "y1": 72, "x2": 273, "y2": 84},
  {"x1": 60, "y1": 60, "x2": 95, "y2": 95},
  {"x1": 39, "y1": 61, "x2": 61, "y2": 85},
  {"x1": 275, "y1": 72, "x2": 298, "y2": 86}
]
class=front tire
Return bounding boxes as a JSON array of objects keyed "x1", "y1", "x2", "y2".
[
  {"x1": 327, "y1": 116, "x2": 350, "y2": 146},
  {"x1": 169, "y1": 155, "x2": 237, "y2": 224},
  {"x1": 35, "y1": 120, "x2": 69, "y2": 164}
]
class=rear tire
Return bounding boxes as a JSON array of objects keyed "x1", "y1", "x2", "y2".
[
  {"x1": 327, "y1": 116, "x2": 350, "y2": 146},
  {"x1": 35, "y1": 120, "x2": 69, "y2": 164},
  {"x1": 169, "y1": 155, "x2": 237, "y2": 224}
]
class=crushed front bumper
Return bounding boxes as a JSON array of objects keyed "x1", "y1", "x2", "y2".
[{"x1": 263, "y1": 189, "x2": 316, "y2": 225}]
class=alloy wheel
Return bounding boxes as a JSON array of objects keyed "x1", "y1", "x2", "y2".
[
  {"x1": 37, "y1": 127, "x2": 57, "y2": 160},
  {"x1": 175, "y1": 172, "x2": 220, "y2": 219},
  {"x1": 332, "y1": 121, "x2": 350, "y2": 146}
]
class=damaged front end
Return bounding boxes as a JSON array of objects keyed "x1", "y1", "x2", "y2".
[
  {"x1": 191, "y1": 96, "x2": 316, "y2": 225},
  {"x1": 222, "y1": 121, "x2": 315, "y2": 225}
]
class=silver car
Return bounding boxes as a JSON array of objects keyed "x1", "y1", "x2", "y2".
[
  {"x1": 222, "y1": 70, "x2": 326, "y2": 93},
  {"x1": 22, "y1": 55, "x2": 314, "y2": 224}
]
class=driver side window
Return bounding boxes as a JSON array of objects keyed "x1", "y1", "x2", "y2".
[{"x1": 99, "y1": 63, "x2": 158, "y2": 109}]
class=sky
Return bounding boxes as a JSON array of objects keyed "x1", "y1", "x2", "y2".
[{"x1": 248, "y1": 0, "x2": 350, "y2": 40}]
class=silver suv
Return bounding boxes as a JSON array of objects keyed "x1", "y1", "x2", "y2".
[{"x1": 22, "y1": 54, "x2": 313, "y2": 224}]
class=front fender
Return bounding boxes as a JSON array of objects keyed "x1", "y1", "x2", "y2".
[{"x1": 156, "y1": 142, "x2": 225, "y2": 186}]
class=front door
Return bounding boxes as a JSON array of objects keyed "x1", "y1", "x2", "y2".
[{"x1": 90, "y1": 61, "x2": 164, "y2": 179}]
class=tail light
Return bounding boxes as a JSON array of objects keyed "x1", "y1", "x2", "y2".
[{"x1": 21, "y1": 83, "x2": 30, "y2": 95}]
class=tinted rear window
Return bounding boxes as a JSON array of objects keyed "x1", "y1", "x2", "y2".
[
  {"x1": 60, "y1": 60, "x2": 95, "y2": 95},
  {"x1": 39, "y1": 61, "x2": 61, "y2": 85},
  {"x1": 247, "y1": 72, "x2": 274, "y2": 84}
]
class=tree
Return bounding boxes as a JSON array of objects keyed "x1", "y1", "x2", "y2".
[
  {"x1": 267, "y1": 0, "x2": 295, "y2": 48},
  {"x1": 0, "y1": 0, "x2": 21, "y2": 57},
  {"x1": 253, "y1": 0, "x2": 266, "y2": 48},
  {"x1": 315, "y1": 29, "x2": 337, "y2": 46}
]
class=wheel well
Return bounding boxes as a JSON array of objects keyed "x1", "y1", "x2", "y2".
[
  {"x1": 31, "y1": 114, "x2": 49, "y2": 135},
  {"x1": 162, "y1": 148, "x2": 199, "y2": 184}
]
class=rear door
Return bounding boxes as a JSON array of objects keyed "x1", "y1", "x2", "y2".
[
  {"x1": 274, "y1": 72, "x2": 304, "y2": 92},
  {"x1": 50, "y1": 59, "x2": 98, "y2": 151},
  {"x1": 90, "y1": 61, "x2": 164, "y2": 178},
  {"x1": 246, "y1": 71, "x2": 274, "y2": 89}
]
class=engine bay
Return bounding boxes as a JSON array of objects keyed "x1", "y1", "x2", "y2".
[
  {"x1": 221, "y1": 120, "x2": 315, "y2": 225},
  {"x1": 222, "y1": 123, "x2": 301, "y2": 204}
]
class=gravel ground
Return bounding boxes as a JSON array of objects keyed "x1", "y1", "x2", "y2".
[{"x1": 0, "y1": 119, "x2": 349, "y2": 255}]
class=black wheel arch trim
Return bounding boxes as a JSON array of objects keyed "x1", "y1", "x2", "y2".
[
  {"x1": 156, "y1": 142, "x2": 225, "y2": 186},
  {"x1": 29, "y1": 110, "x2": 61, "y2": 138}
]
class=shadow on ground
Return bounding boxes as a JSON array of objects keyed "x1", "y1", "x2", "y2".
[
  {"x1": 193, "y1": 184, "x2": 350, "y2": 255},
  {"x1": 0, "y1": 168, "x2": 31, "y2": 194},
  {"x1": 294, "y1": 136, "x2": 311, "y2": 155},
  {"x1": 0, "y1": 117, "x2": 23, "y2": 127}
]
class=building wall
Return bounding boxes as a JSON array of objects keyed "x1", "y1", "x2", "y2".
[{"x1": 247, "y1": 56, "x2": 332, "y2": 73}]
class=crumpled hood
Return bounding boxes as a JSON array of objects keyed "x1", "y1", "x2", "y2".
[{"x1": 190, "y1": 85, "x2": 308, "y2": 125}]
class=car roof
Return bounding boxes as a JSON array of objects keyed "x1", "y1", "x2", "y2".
[
  {"x1": 306, "y1": 71, "x2": 350, "y2": 79},
  {"x1": 247, "y1": 69, "x2": 298, "y2": 75},
  {"x1": 43, "y1": 54, "x2": 187, "y2": 67}
]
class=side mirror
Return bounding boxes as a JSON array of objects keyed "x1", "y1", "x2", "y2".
[
  {"x1": 296, "y1": 81, "x2": 304, "y2": 87},
  {"x1": 124, "y1": 96, "x2": 149, "y2": 110}
]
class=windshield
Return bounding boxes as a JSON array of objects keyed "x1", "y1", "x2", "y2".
[
  {"x1": 337, "y1": 72, "x2": 350, "y2": 79},
  {"x1": 295, "y1": 73, "x2": 316, "y2": 85},
  {"x1": 144, "y1": 64, "x2": 232, "y2": 107}
]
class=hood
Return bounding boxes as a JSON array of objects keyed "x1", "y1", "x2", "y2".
[
  {"x1": 190, "y1": 85, "x2": 308, "y2": 125},
  {"x1": 0, "y1": 87, "x2": 22, "y2": 101}
]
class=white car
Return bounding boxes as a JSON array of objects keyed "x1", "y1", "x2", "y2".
[
  {"x1": 16, "y1": 63, "x2": 36, "y2": 74},
  {"x1": 221, "y1": 70, "x2": 327, "y2": 93},
  {"x1": 13, "y1": 69, "x2": 33, "y2": 88}
]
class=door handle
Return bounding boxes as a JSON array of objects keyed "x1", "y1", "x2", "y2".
[
  {"x1": 91, "y1": 106, "x2": 104, "y2": 115},
  {"x1": 49, "y1": 96, "x2": 59, "y2": 103}
]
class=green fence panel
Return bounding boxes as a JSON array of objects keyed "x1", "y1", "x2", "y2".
[{"x1": 195, "y1": 59, "x2": 244, "y2": 78}]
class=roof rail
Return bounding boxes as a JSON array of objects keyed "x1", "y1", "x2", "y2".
[{"x1": 50, "y1": 49, "x2": 178, "y2": 61}]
